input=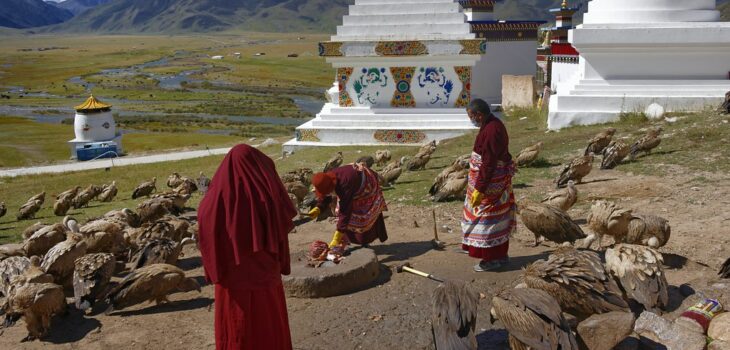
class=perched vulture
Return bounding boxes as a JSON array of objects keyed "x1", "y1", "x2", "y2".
[
  {"x1": 517, "y1": 201, "x2": 586, "y2": 247},
  {"x1": 407, "y1": 152, "x2": 432, "y2": 171},
  {"x1": 585, "y1": 128, "x2": 617, "y2": 156},
  {"x1": 323, "y1": 152, "x2": 343, "y2": 173},
  {"x1": 98, "y1": 181, "x2": 118, "y2": 202},
  {"x1": 721, "y1": 91, "x2": 730, "y2": 114},
  {"x1": 419, "y1": 140, "x2": 438, "y2": 156},
  {"x1": 17, "y1": 200, "x2": 42, "y2": 221},
  {"x1": 167, "y1": 173, "x2": 184, "y2": 188},
  {"x1": 601, "y1": 140, "x2": 631, "y2": 169},
  {"x1": 152, "y1": 192, "x2": 190, "y2": 214},
  {"x1": 103, "y1": 208, "x2": 141, "y2": 228},
  {"x1": 56, "y1": 187, "x2": 80, "y2": 203},
  {"x1": 626, "y1": 214, "x2": 671, "y2": 248},
  {"x1": 53, "y1": 196, "x2": 73, "y2": 216},
  {"x1": 430, "y1": 155, "x2": 470, "y2": 196},
  {"x1": 73, "y1": 253, "x2": 116, "y2": 312},
  {"x1": 22, "y1": 223, "x2": 66, "y2": 257},
  {"x1": 431, "y1": 170, "x2": 469, "y2": 203},
  {"x1": 73, "y1": 185, "x2": 102, "y2": 209},
  {"x1": 41, "y1": 219, "x2": 88, "y2": 286},
  {"x1": 173, "y1": 178, "x2": 198, "y2": 196},
  {"x1": 0, "y1": 201, "x2": 6, "y2": 219},
  {"x1": 285, "y1": 181, "x2": 310, "y2": 204},
  {"x1": 197, "y1": 171, "x2": 211, "y2": 194},
  {"x1": 0, "y1": 244, "x2": 25, "y2": 260},
  {"x1": 720, "y1": 258, "x2": 730, "y2": 279},
  {"x1": 137, "y1": 197, "x2": 173, "y2": 224},
  {"x1": 374, "y1": 150, "x2": 392, "y2": 167},
  {"x1": 78, "y1": 219, "x2": 125, "y2": 255},
  {"x1": 431, "y1": 280, "x2": 478, "y2": 350},
  {"x1": 379, "y1": 158, "x2": 405, "y2": 187},
  {"x1": 555, "y1": 155, "x2": 594, "y2": 188},
  {"x1": 605, "y1": 244, "x2": 668, "y2": 313},
  {"x1": 132, "y1": 177, "x2": 157, "y2": 199},
  {"x1": 3, "y1": 282, "x2": 66, "y2": 341},
  {"x1": 134, "y1": 221, "x2": 177, "y2": 247},
  {"x1": 27, "y1": 192, "x2": 46, "y2": 206},
  {"x1": 629, "y1": 127, "x2": 662, "y2": 160},
  {"x1": 104, "y1": 263, "x2": 201, "y2": 313},
  {"x1": 22, "y1": 222, "x2": 48, "y2": 240},
  {"x1": 585, "y1": 201, "x2": 634, "y2": 250},
  {"x1": 280, "y1": 168, "x2": 314, "y2": 187},
  {"x1": 132, "y1": 237, "x2": 195, "y2": 270},
  {"x1": 1, "y1": 256, "x2": 32, "y2": 297},
  {"x1": 541, "y1": 180, "x2": 578, "y2": 212},
  {"x1": 515, "y1": 142, "x2": 544, "y2": 167},
  {"x1": 155, "y1": 216, "x2": 191, "y2": 242},
  {"x1": 523, "y1": 248, "x2": 629, "y2": 321},
  {"x1": 490, "y1": 288, "x2": 578, "y2": 350}
]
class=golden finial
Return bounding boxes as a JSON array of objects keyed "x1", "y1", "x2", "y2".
[{"x1": 561, "y1": 0, "x2": 568, "y2": 8}]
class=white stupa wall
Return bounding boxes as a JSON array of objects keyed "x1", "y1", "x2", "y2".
[
  {"x1": 472, "y1": 41, "x2": 539, "y2": 104},
  {"x1": 548, "y1": 0, "x2": 730, "y2": 130},
  {"x1": 72, "y1": 111, "x2": 116, "y2": 142}
]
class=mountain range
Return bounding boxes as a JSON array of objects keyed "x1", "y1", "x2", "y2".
[
  {"x1": 54, "y1": 0, "x2": 114, "y2": 15},
  {"x1": 0, "y1": 0, "x2": 73, "y2": 29}
]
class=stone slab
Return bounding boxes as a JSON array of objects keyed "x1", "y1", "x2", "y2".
[
  {"x1": 501, "y1": 75, "x2": 536, "y2": 110},
  {"x1": 283, "y1": 248, "x2": 380, "y2": 298}
]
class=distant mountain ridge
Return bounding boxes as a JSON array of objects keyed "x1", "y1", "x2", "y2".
[
  {"x1": 55, "y1": 0, "x2": 114, "y2": 15},
  {"x1": 0, "y1": 0, "x2": 73, "y2": 29}
]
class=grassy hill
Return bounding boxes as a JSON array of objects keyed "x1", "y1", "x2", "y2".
[{"x1": 0, "y1": 0, "x2": 73, "y2": 29}]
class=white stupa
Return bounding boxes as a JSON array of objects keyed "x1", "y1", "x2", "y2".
[
  {"x1": 68, "y1": 95, "x2": 123, "y2": 160},
  {"x1": 548, "y1": 0, "x2": 730, "y2": 129},
  {"x1": 283, "y1": 0, "x2": 485, "y2": 149}
]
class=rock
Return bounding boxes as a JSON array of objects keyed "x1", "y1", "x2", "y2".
[
  {"x1": 710, "y1": 340, "x2": 730, "y2": 350},
  {"x1": 283, "y1": 248, "x2": 380, "y2": 298},
  {"x1": 260, "y1": 138, "x2": 278, "y2": 147},
  {"x1": 577, "y1": 311, "x2": 635, "y2": 350},
  {"x1": 635, "y1": 311, "x2": 706, "y2": 350},
  {"x1": 709, "y1": 313, "x2": 730, "y2": 342}
]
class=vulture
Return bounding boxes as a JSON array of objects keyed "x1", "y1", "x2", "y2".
[
  {"x1": 1, "y1": 256, "x2": 32, "y2": 298},
  {"x1": 431, "y1": 169, "x2": 469, "y2": 202},
  {"x1": 722, "y1": 91, "x2": 730, "y2": 114},
  {"x1": 56, "y1": 187, "x2": 80, "y2": 203},
  {"x1": 585, "y1": 201, "x2": 634, "y2": 250},
  {"x1": 132, "y1": 237, "x2": 195, "y2": 270},
  {"x1": 629, "y1": 127, "x2": 662, "y2": 160},
  {"x1": 720, "y1": 258, "x2": 730, "y2": 279},
  {"x1": 137, "y1": 197, "x2": 173, "y2": 224},
  {"x1": 541, "y1": 180, "x2": 578, "y2": 212},
  {"x1": 0, "y1": 244, "x2": 26, "y2": 260},
  {"x1": 197, "y1": 171, "x2": 211, "y2": 194},
  {"x1": 517, "y1": 201, "x2": 586, "y2": 247},
  {"x1": 379, "y1": 158, "x2": 404, "y2": 187},
  {"x1": 555, "y1": 155, "x2": 594, "y2": 188},
  {"x1": 156, "y1": 216, "x2": 191, "y2": 242},
  {"x1": 98, "y1": 181, "x2": 118, "y2": 202},
  {"x1": 355, "y1": 156, "x2": 375, "y2": 169},
  {"x1": 281, "y1": 168, "x2": 314, "y2": 187},
  {"x1": 27, "y1": 192, "x2": 46, "y2": 206},
  {"x1": 152, "y1": 192, "x2": 190, "y2": 214},
  {"x1": 429, "y1": 155, "x2": 470, "y2": 196},
  {"x1": 22, "y1": 223, "x2": 66, "y2": 257},
  {"x1": 104, "y1": 263, "x2": 201, "y2": 313},
  {"x1": 584, "y1": 128, "x2": 617, "y2": 156},
  {"x1": 133, "y1": 221, "x2": 178, "y2": 247},
  {"x1": 288, "y1": 193, "x2": 299, "y2": 210},
  {"x1": 515, "y1": 142, "x2": 544, "y2": 167},
  {"x1": 626, "y1": 214, "x2": 671, "y2": 248},
  {"x1": 600, "y1": 140, "x2": 630, "y2": 169},
  {"x1": 3, "y1": 257, "x2": 54, "y2": 297},
  {"x1": 374, "y1": 150, "x2": 392, "y2": 167},
  {"x1": 323, "y1": 152, "x2": 343, "y2": 173},
  {"x1": 78, "y1": 218, "x2": 125, "y2": 254},
  {"x1": 490, "y1": 288, "x2": 578, "y2": 350},
  {"x1": 167, "y1": 172, "x2": 184, "y2": 188},
  {"x1": 523, "y1": 248, "x2": 629, "y2": 321},
  {"x1": 173, "y1": 178, "x2": 198, "y2": 196},
  {"x1": 41, "y1": 219, "x2": 88, "y2": 287},
  {"x1": 605, "y1": 244, "x2": 669, "y2": 313},
  {"x1": 22, "y1": 222, "x2": 47, "y2": 239},
  {"x1": 73, "y1": 253, "x2": 116, "y2": 312},
  {"x1": 17, "y1": 199, "x2": 42, "y2": 221},
  {"x1": 285, "y1": 181, "x2": 310, "y2": 204},
  {"x1": 3, "y1": 282, "x2": 66, "y2": 342},
  {"x1": 0, "y1": 201, "x2": 7, "y2": 219},
  {"x1": 132, "y1": 177, "x2": 157, "y2": 199},
  {"x1": 103, "y1": 208, "x2": 141, "y2": 228},
  {"x1": 73, "y1": 185, "x2": 102, "y2": 209},
  {"x1": 406, "y1": 152, "x2": 432, "y2": 171},
  {"x1": 431, "y1": 280, "x2": 478, "y2": 350},
  {"x1": 419, "y1": 140, "x2": 437, "y2": 156},
  {"x1": 53, "y1": 196, "x2": 73, "y2": 216}
]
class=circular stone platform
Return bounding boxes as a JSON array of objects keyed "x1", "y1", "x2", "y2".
[{"x1": 282, "y1": 248, "x2": 380, "y2": 298}]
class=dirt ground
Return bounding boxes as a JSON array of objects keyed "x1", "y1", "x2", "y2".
[{"x1": 1, "y1": 167, "x2": 728, "y2": 350}]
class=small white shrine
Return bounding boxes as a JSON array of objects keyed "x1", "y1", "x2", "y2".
[
  {"x1": 548, "y1": 0, "x2": 730, "y2": 129},
  {"x1": 284, "y1": 0, "x2": 486, "y2": 149},
  {"x1": 68, "y1": 95, "x2": 123, "y2": 160}
]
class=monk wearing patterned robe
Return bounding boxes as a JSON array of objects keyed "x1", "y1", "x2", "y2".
[
  {"x1": 198, "y1": 144, "x2": 296, "y2": 350},
  {"x1": 310, "y1": 163, "x2": 388, "y2": 248},
  {"x1": 462, "y1": 99, "x2": 517, "y2": 272}
]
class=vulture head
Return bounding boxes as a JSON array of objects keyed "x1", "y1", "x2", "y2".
[{"x1": 178, "y1": 277, "x2": 201, "y2": 293}]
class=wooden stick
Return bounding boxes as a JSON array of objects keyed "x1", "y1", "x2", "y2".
[
  {"x1": 402, "y1": 266, "x2": 444, "y2": 283},
  {"x1": 432, "y1": 209, "x2": 440, "y2": 242}
]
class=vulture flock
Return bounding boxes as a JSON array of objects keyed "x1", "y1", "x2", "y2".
[{"x1": 0, "y1": 171, "x2": 211, "y2": 342}]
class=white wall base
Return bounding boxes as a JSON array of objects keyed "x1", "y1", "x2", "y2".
[{"x1": 472, "y1": 41, "x2": 539, "y2": 105}]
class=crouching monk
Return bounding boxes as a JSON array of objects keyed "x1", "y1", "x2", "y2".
[
  {"x1": 198, "y1": 144, "x2": 297, "y2": 350},
  {"x1": 310, "y1": 162, "x2": 388, "y2": 248},
  {"x1": 462, "y1": 99, "x2": 517, "y2": 272}
]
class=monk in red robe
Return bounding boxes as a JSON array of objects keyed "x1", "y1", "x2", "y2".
[
  {"x1": 309, "y1": 163, "x2": 388, "y2": 248},
  {"x1": 198, "y1": 144, "x2": 297, "y2": 350},
  {"x1": 462, "y1": 99, "x2": 517, "y2": 272}
]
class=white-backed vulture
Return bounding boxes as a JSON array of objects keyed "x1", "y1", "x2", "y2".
[
  {"x1": 523, "y1": 248, "x2": 629, "y2": 321},
  {"x1": 491, "y1": 288, "x2": 578, "y2": 350},
  {"x1": 98, "y1": 181, "x2": 118, "y2": 202},
  {"x1": 431, "y1": 280, "x2": 478, "y2": 350},
  {"x1": 17, "y1": 200, "x2": 42, "y2": 221},
  {"x1": 720, "y1": 258, "x2": 730, "y2": 279},
  {"x1": 431, "y1": 169, "x2": 469, "y2": 202},
  {"x1": 41, "y1": 219, "x2": 87, "y2": 287},
  {"x1": 323, "y1": 152, "x2": 343, "y2": 173},
  {"x1": 374, "y1": 150, "x2": 392, "y2": 167},
  {"x1": 137, "y1": 197, "x2": 173, "y2": 224},
  {"x1": 626, "y1": 214, "x2": 671, "y2": 248},
  {"x1": 4, "y1": 282, "x2": 66, "y2": 341},
  {"x1": 104, "y1": 263, "x2": 200, "y2": 313},
  {"x1": 132, "y1": 238, "x2": 195, "y2": 270},
  {"x1": 629, "y1": 127, "x2": 662, "y2": 160},
  {"x1": 197, "y1": 171, "x2": 211, "y2": 194},
  {"x1": 515, "y1": 142, "x2": 544, "y2": 167},
  {"x1": 600, "y1": 140, "x2": 630, "y2": 169},
  {"x1": 430, "y1": 155, "x2": 470, "y2": 196},
  {"x1": 555, "y1": 155, "x2": 594, "y2": 188},
  {"x1": 585, "y1": 201, "x2": 634, "y2": 250},
  {"x1": 73, "y1": 253, "x2": 116, "y2": 312},
  {"x1": 22, "y1": 223, "x2": 66, "y2": 257},
  {"x1": 541, "y1": 180, "x2": 578, "y2": 212},
  {"x1": 605, "y1": 244, "x2": 669, "y2": 313},
  {"x1": 585, "y1": 128, "x2": 617, "y2": 156},
  {"x1": 407, "y1": 152, "x2": 431, "y2": 171},
  {"x1": 517, "y1": 201, "x2": 586, "y2": 247},
  {"x1": 73, "y1": 185, "x2": 102, "y2": 209},
  {"x1": 0, "y1": 201, "x2": 7, "y2": 219},
  {"x1": 379, "y1": 158, "x2": 404, "y2": 187},
  {"x1": 132, "y1": 177, "x2": 157, "y2": 199}
]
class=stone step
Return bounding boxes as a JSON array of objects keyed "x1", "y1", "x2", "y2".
[
  {"x1": 551, "y1": 95, "x2": 722, "y2": 112},
  {"x1": 588, "y1": 0, "x2": 717, "y2": 12},
  {"x1": 342, "y1": 13, "x2": 467, "y2": 26},
  {"x1": 336, "y1": 23, "x2": 471, "y2": 37},
  {"x1": 347, "y1": 3, "x2": 462, "y2": 16}
]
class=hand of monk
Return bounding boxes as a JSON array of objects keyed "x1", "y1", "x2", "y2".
[
  {"x1": 328, "y1": 230, "x2": 345, "y2": 248},
  {"x1": 308, "y1": 207, "x2": 320, "y2": 220},
  {"x1": 470, "y1": 189, "x2": 484, "y2": 208}
]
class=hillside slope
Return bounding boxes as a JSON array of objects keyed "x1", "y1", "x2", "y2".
[
  {"x1": 55, "y1": 0, "x2": 114, "y2": 15},
  {"x1": 0, "y1": 0, "x2": 73, "y2": 29}
]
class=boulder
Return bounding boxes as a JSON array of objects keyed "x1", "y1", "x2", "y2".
[
  {"x1": 283, "y1": 248, "x2": 380, "y2": 298},
  {"x1": 577, "y1": 311, "x2": 635, "y2": 350},
  {"x1": 635, "y1": 311, "x2": 706, "y2": 350},
  {"x1": 710, "y1": 313, "x2": 730, "y2": 342}
]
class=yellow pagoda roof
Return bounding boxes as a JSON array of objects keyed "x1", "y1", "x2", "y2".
[{"x1": 74, "y1": 95, "x2": 111, "y2": 112}]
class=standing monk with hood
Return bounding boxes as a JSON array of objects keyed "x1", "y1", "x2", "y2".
[
  {"x1": 462, "y1": 99, "x2": 517, "y2": 272},
  {"x1": 198, "y1": 144, "x2": 297, "y2": 350}
]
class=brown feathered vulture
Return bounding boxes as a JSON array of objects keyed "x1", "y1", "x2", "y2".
[
  {"x1": 490, "y1": 288, "x2": 578, "y2": 350},
  {"x1": 517, "y1": 201, "x2": 586, "y2": 247},
  {"x1": 3, "y1": 282, "x2": 66, "y2": 341},
  {"x1": 152, "y1": 192, "x2": 190, "y2": 215},
  {"x1": 103, "y1": 263, "x2": 200, "y2": 313},
  {"x1": 56, "y1": 187, "x2": 80, "y2": 203},
  {"x1": 626, "y1": 214, "x2": 671, "y2": 248},
  {"x1": 515, "y1": 142, "x2": 544, "y2": 167},
  {"x1": 0, "y1": 201, "x2": 6, "y2": 219},
  {"x1": 173, "y1": 178, "x2": 198, "y2": 196},
  {"x1": 132, "y1": 237, "x2": 195, "y2": 270},
  {"x1": 1, "y1": 256, "x2": 32, "y2": 298},
  {"x1": 137, "y1": 197, "x2": 173, "y2": 224},
  {"x1": 431, "y1": 169, "x2": 469, "y2": 203},
  {"x1": 323, "y1": 152, "x2": 343, "y2": 173},
  {"x1": 27, "y1": 192, "x2": 46, "y2": 206},
  {"x1": 585, "y1": 128, "x2": 617, "y2": 156},
  {"x1": 585, "y1": 200, "x2": 633, "y2": 250},
  {"x1": 555, "y1": 155, "x2": 594, "y2": 188},
  {"x1": 720, "y1": 258, "x2": 730, "y2": 279},
  {"x1": 22, "y1": 222, "x2": 48, "y2": 240},
  {"x1": 629, "y1": 127, "x2": 662, "y2": 160},
  {"x1": 523, "y1": 248, "x2": 629, "y2": 321},
  {"x1": 53, "y1": 196, "x2": 73, "y2": 216},
  {"x1": 605, "y1": 244, "x2": 669, "y2": 313},
  {"x1": 98, "y1": 181, "x2": 118, "y2": 202},
  {"x1": 541, "y1": 180, "x2": 578, "y2": 212},
  {"x1": 41, "y1": 218, "x2": 88, "y2": 287},
  {"x1": 419, "y1": 140, "x2": 437, "y2": 156},
  {"x1": 103, "y1": 208, "x2": 141, "y2": 228},
  {"x1": 73, "y1": 185, "x2": 102, "y2": 209},
  {"x1": 167, "y1": 172, "x2": 184, "y2": 188},
  {"x1": 430, "y1": 155, "x2": 470, "y2": 196},
  {"x1": 407, "y1": 152, "x2": 432, "y2": 171},
  {"x1": 22, "y1": 223, "x2": 66, "y2": 257},
  {"x1": 197, "y1": 171, "x2": 211, "y2": 194},
  {"x1": 374, "y1": 150, "x2": 392, "y2": 167},
  {"x1": 379, "y1": 158, "x2": 404, "y2": 187},
  {"x1": 17, "y1": 200, "x2": 42, "y2": 221},
  {"x1": 132, "y1": 177, "x2": 157, "y2": 199},
  {"x1": 73, "y1": 253, "x2": 116, "y2": 312},
  {"x1": 601, "y1": 140, "x2": 630, "y2": 169},
  {"x1": 431, "y1": 280, "x2": 478, "y2": 350},
  {"x1": 0, "y1": 244, "x2": 26, "y2": 261},
  {"x1": 285, "y1": 181, "x2": 310, "y2": 204}
]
